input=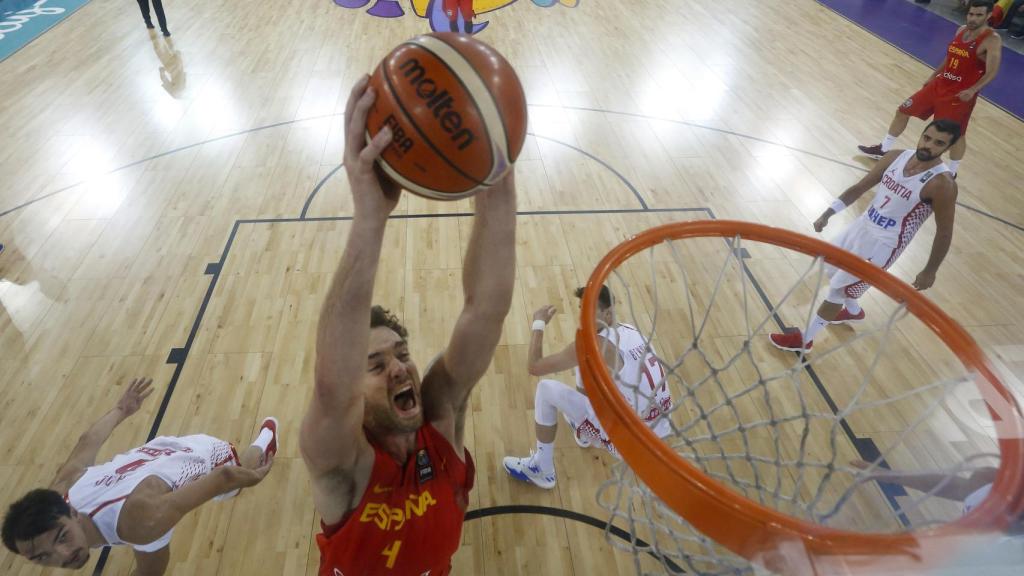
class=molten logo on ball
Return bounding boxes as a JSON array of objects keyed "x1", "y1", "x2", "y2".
[
  {"x1": 366, "y1": 33, "x2": 527, "y2": 200},
  {"x1": 400, "y1": 58, "x2": 476, "y2": 151}
]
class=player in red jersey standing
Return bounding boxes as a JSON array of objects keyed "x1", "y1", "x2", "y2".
[
  {"x1": 858, "y1": 0, "x2": 1002, "y2": 177},
  {"x1": 443, "y1": 0, "x2": 475, "y2": 33},
  {"x1": 301, "y1": 76, "x2": 517, "y2": 575}
]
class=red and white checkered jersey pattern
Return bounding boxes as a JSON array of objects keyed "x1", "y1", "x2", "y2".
[
  {"x1": 66, "y1": 435, "x2": 238, "y2": 552},
  {"x1": 575, "y1": 322, "x2": 673, "y2": 438},
  {"x1": 859, "y1": 150, "x2": 948, "y2": 246}
]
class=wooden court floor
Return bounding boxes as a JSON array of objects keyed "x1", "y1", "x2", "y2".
[{"x1": 1, "y1": 0, "x2": 1022, "y2": 574}]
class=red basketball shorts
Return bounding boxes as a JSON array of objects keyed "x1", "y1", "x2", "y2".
[
  {"x1": 443, "y1": 0, "x2": 474, "y2": 19},
  {"x1": 898, "y1": 79, "x2": 977, "y2": 134}
]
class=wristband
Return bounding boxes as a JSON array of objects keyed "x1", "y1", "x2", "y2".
[
  {"x1": 532, "y1": 320, "x2": 547, "y2": 332},
  {"x1": 829, "y1": 199, "x2": 847, "y2": 214}
]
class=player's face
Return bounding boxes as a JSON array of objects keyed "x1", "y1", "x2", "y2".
[
  {"x1": 15, "y1": 513, "x2": 90, "y2": 569},
  {"x1": 596, "y1": 305, "x2": 614, "y2": 331},
  {"x1": 362, "y1": 326, "x2": 423, "y2": 434},
  {"x1": 915, "y1": 127, "x2": 954, "y2": 161},
  {"x1": 579, "y1": 300, "x2": 615, "y2": 332},
  {"x1": 965, "y1": 7, "x2": 990, "y2": 29}
]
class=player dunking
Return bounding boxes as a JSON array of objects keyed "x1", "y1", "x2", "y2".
[
  {"x1": 2, "y1": 378, "x2": 277, "y2": 573},
  {"x1": 858, "y1": 0, "x2": 1002, "y2": 176},
  {"x1": 503, "y1": 286, "x2": 673, "y2": 489},
  {"x1": 301, "y1": 77, "x2": 516, "y2": 575},
  {"x1": 769, "y1": 120, "x2": 960, "y2": 352}
]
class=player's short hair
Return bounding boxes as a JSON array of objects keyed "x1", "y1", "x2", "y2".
[
  {"x1": 574, "y1": 284, "x2": 613, "y2": 310},
  {"x1": 968, "y1": 0, "x2": 994, "y2": 12},
  {"x1": 925, "y1": 119, "x2": 962, "y2": 146},
  {"x1": 2, "y1": 489, "x2": 71, "y2": 553},
  {"x1": 370, "y1": 305, "x2": 408, "y2": 339}
]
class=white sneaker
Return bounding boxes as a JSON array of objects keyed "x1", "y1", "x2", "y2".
[
  {"x1": 562, "y1": 413, "x2": 592, "y2": 448},
  {"x1": 503, "y1": 452, "x2": 556, "y2": 489}
]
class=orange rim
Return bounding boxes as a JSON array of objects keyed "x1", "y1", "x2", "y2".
[{"x1": 577, "y1": 220, "x2": 1024, "y2": 572}]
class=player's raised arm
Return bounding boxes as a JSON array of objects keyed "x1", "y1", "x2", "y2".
[
  {"x1": 300, "y1": 76, "x2": 398, "y2": 476},
  {"x1": 118, "y1": 459, "x2": 272, "y2": 548},
  {"x1": 423, "y1": 170, "x2": 517, "y2": 446},
  {"x1": 51, "y1": 378, "x2": 154, "y2": 492},
  {"x1": 527, "y1": 306, "x2": 579, "y2": 377}
]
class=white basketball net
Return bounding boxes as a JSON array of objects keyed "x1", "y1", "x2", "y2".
[{"x1": 589, "y1": 231, "x2": 1006, "y2": 575}]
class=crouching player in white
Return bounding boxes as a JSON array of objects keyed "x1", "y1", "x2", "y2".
[
  {"x1": 769, "y1": 120, "x2": 960, "y2": 352},
  {"x1": 2, "y1": 378, "x2": 277, "y2": 574},
  {"x1": 503, "y1": 285, "x2": 673, "y2": 489}
]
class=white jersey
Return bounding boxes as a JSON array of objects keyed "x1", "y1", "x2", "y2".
[
  {"x1": 577, "y1": 323, "x2": 673, "y2": 437},
  {"x1": 66, "y1": 435, "x2": 238, "y2": 553},
  {"x1": 859, "y1": 150, "x2": 949, "y2": 247}
]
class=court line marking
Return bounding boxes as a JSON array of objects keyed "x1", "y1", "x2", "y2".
[
  {"x1": 4, "y1": 108, "x2": 1018, "y2": 232},
  {"x1": 465, "y1": 504, "x2": 687, "y2": 574},
  {"x1": 90, "y1": 207, "x2": 907, "y2": 574},
  {"x1": 298, "y1": 132, "x2": 646, "y2": 218}
]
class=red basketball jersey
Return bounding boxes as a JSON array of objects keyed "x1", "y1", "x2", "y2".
[
  {"x1": 936, "y1": 27, "x2": 992, "y2": 95},
  {"x1": 442, "y1": 0, "x2": 475, "y2": 19},
  {"x1": 316, "y1": 424, "x2": 475, "y2": 576}
]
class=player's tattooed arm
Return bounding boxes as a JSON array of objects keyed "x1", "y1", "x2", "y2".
[{"x1": 51, "y1": 378, "x2": 155, "y2": 492}]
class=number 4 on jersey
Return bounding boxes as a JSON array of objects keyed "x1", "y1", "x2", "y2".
[{"x1": 381, "y1": 540, "x2": 402, "y2": 569}]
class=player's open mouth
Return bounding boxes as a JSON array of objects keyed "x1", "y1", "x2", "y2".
[
  {"x1": 392, "y1": 385, "x2": 419, "y2": 417},
  {"x1": 65, "y1": 550, "x2": 85, "y2": 568}
]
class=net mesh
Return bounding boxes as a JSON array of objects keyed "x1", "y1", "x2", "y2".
[{"x1": 587, "y1": 229, "x2": 1008, "y2": 575}]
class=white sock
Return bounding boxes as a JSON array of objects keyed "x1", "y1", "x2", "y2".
[
  {"x1": 804, "y1": 315, "x2": 829, "y2": 344},
  {"x1": 948, "y1": 159, "x2": 960, "y2": 174},
  {"x1": 845, "y1": 299, "x2": 862, "y2": 315},
  {"x1": 534, "y1": 441, "x2": 555, "y2": 473},
  {"x1": 251, "y1": 428, "x2": 273, "y2": 452},
  {"x1": 881, "y1": 134, "x2": 897, "y2": 152}
]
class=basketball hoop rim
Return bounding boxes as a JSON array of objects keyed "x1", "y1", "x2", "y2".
[{"x1": 577, "y1": 219, "x2": 1024, "y2": 570}]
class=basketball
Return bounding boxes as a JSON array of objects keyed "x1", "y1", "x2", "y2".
[{"x1": 365, "y1": 33, "x2": 527, "y2": 200}]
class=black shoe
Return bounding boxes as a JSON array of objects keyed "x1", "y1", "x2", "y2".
[
  {"x1": 145, "y1": 21, "x2": 155, "y2": 29},
  {"x1": 0, "y1": 243, "x2": 5, "y2": 256},
  {"x1": 1012, "y1": 31, "x2": 1024, "y2": 40},
  {"x1": 857, "y1": 143, "x2": 886, "y2": 159},
  {"x1": 162, "y1": 29, "x2": 171, "y2": 37},
  {"x1": 914, "y1": 0, "x2": 931, "y2": 4}
]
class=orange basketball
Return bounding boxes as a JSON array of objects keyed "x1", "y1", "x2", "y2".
[{"x1": 366, "y1": 33, "x2": 527, "y2": 200}]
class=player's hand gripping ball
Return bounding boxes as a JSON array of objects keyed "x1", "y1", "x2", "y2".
[{"x1": 366, "y1": 33, "x2": 527, "y2": 200}]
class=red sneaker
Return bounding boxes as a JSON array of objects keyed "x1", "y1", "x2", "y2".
[
  {"x1": 832, "y1": 307, "x2": 865, "y2": 324},
  {"x1": 769, "y1": 330, "x2": 812, "y2": 352},
  {"x1": 857, "y1": 144, "x2": 885, "y2": 159},
  {"x1": 258, "y1": 417, "x2": 279, "y2": 463}
]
